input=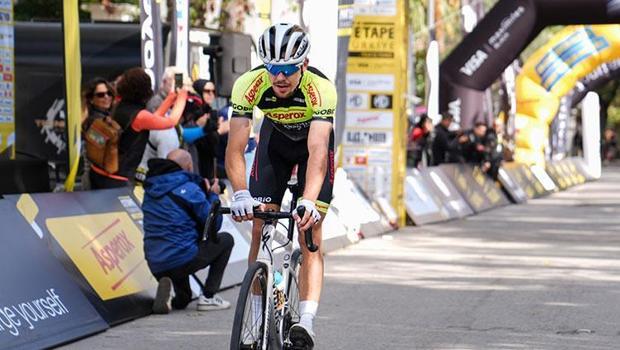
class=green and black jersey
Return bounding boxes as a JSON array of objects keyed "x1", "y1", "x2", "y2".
[{"x1": 230, "y1": 66, "x2": 337, "y2": 141}]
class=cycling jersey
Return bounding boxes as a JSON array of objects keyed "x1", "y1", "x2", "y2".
[{"x1": 230, "y1": 66, "x2": 337, "y2": 141}]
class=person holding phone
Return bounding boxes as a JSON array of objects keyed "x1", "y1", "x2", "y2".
[{"x1": 89, "y1": 67, "x2": 189, "y2": 189}]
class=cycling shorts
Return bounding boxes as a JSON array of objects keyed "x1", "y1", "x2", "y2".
[{"x1": 249, "y1": 120, "x2": 334, "y2": 213}]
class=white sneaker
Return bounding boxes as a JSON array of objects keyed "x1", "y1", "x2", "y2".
[
  {"x1": 152, "y1": 277, "x2": 172, "y2": 314},
  {"x1": 197, "y1": 294, "x2": 231, "y2": 311}
]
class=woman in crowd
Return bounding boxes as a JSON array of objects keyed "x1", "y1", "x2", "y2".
[
  {"x1": 89, "y1": 67, "x2": 188, "y2": 189},
  {"x1": 82, "y1": 77, "x2": 115, "y2": 130}
]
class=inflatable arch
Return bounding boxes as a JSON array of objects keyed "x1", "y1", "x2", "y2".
[
  {"x1": 515, "y1": 25, "x2": 620, "y2": 165},
  {"x1": 439, "y1": 0, "x2": 620, "y2": 128}
]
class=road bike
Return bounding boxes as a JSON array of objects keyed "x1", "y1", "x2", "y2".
[{"x1": 205, "y1": 179, "x2": 318, "y2": 350}]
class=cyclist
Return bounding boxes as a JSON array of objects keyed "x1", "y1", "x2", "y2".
[{"x1": 225, "y1": 23, "x2": 336, "y2": 349}]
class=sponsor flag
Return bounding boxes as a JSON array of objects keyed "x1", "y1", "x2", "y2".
[{"x1": 140, "y1": 0, "x2": 164, "y2": 91}]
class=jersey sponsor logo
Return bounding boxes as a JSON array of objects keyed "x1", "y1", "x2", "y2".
[
  {"x1": 316, "y1": 108, "x2": 335, "y2": 116},
  {"x1": 253, "y1": 196, "x2": 272, "y2": 203},
  {"x1": 306, "y1": 82, "x2": 322, "y2": 107},
  {"x1": 245, "y1": 75, "x2": 264, "y2": 104},
  {"x1": 231, "y1": 102, "x2": 253, "y2": 113},
  {"x1": 281, "y1": 121, "x2": 311, "y2": 131},
  {"x1": 265, "y1": 111, "x2": 306, "y2": 121}
]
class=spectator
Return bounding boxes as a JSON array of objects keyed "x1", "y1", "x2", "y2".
[
  {"x1": 81, "y1": 77, "x2": 115, "y2": 189},
  {"x1": 147, "y1": 66, "x2": 181, "y2": 112},
  {"x1": 81, "y1": 77, "x2": 115, "y2": 130},
  {"x1": 89, "y1": 67, "x2": 188, "y2": 189},
  {"x1": 602, "y1": 127, "x2": 618, "y2": 165},
  {"x1": 431, "y1": 114, "x2": 458, "y2": 165},
  {"x1": 191, "y1": 79, "x2": 220, "y2": 179},
  {"x1": 408, "y1": 114, "x2": 433, "y2": 168},
  {"x1": 457, "y1": 122, "x2": 492, "y2": 173},
  {"x1": 143, "y1": 149, "x2": 233, "y2": 314}
]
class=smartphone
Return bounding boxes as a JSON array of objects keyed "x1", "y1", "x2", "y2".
[{"x1": 174, "y1": 73, "x2": 183, "y2": 89}]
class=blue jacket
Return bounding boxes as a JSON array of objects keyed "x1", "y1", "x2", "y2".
[{"x1": 142, "y1": 159, "x2": 222, "y2": 274}]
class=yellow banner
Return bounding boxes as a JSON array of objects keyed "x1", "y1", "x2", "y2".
[
  {"x1": 63, "y1": 1, "x2": 82, "y2": 191},
  {"x1": 342, "y1": 0, "x2": 408, "y2": 225},
  {"x1": 47, "y1": 212, "x2": 156, "y2": 300},
  {"x1": 516, "y1": 25, "x2": 620, "y2": 165}
]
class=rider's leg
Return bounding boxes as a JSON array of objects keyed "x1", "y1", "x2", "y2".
[{"x1": 297, "y1": 213, "x2": 325, "y2": 331}]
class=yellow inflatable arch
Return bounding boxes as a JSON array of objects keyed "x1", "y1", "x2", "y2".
[{"x1": 515, "y1": 25, "x2": 620, "y2": 165}]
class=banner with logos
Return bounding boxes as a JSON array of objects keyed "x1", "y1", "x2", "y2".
[
  {"x1": 439, "y1": 0, "x2": 620, "y2": 130},
  {"x1": 438, "y1": 164, "x2": 510, "y2": 213},
  {"x1": 418, "y1": 167, "x2": 474, "y2": 220},
  {"x1": 404, "y1": 168, "x2": 449, "y2": 225},
  {"x1": 5, "y1": 189, "x2": 157, "y2": 326},
  {"x1": 172, "y1": 0, "x2": 189, "y2": 73},
  {"x1": 341, "y1": 0, "x2": 408, "y2": 224},
  {"x1": 0, "y1": 199, "x2": 108, "y2": 350},
  {"x1": 140, "y1": 0, "x2": 164, "y2": 91},
  {"x1": 515, "y1": 25, "x2": 620, "y2": 165},
  {"x1": 0, "y1": 2, "x2": 14, "y2": 159}
]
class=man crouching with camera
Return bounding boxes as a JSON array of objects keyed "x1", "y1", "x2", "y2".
[{"x1": 142, "y1": 148, "x2": 234, "y2": 314}]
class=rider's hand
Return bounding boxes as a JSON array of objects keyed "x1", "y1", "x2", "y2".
[
  {"x1": 231, "y1": 190, "x2": 264, "y2": 222},
  {"x1": 293, "y1": 199, "x2": 321, "y2": 232}
]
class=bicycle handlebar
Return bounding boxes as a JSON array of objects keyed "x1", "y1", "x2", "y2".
[{"x1": 204, "y1": 200, "x2": 319, "y2": 253}]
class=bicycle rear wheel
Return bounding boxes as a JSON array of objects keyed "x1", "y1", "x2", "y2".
[{"x1": 230, "y1": 261, "x2": 270, "y2": 350}]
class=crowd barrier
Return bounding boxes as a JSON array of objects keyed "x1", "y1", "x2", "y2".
[
  {"x1": 404, "y1": 157, "x2": 595, "y2": 226},
  {"x1": 0, "y1": 158, "x2": 594, "y2": 348},
  {"x1": 0, "y1": 167, "x2": 392, "y2": 349},
  {"x1": 0, "y1": 199, "x2": 108, "y2": 350}
]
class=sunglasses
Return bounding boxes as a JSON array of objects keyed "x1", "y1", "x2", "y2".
[
  {"x1": 94, "y1": 91, "x2": 113, "y2": 98},
  {"x1": 265, "y1": 63, "x2": 301, "y2": 77},
  {"x1": 203, "y1": 89, "x2": 215, "y2": 94}
]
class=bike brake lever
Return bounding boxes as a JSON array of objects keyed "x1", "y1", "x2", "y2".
[{"x1": 296, "y1": 207, "x2": 319, "y2": 253}]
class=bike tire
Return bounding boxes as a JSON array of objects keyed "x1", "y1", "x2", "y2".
[{"x1": 230, "y1": 261, "x2": 270, "y2": 350}]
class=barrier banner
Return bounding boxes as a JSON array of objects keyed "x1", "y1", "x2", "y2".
[
  {"x1": 500, "y1": 162, "x2": 547, "y2": 199},
  {"x1": 569, "y1": 157, "x2": 597, "y2": 181},
  {"x1": 546, "y1": 159, "x2": 586, "y2": 190},
  {"x1": 404, "y1": 168, "x2": 449, "y2": 225},
  {"x1": 5, "y1": 189, "x2": 157, "y2": 326},
  {"x1": 439, "y1": 164, "x2": 510, "y2": 213},
  {"x1": 341, "y1": 0, "x2": 409, "y2": 225},
  {"x1": 418, "y1": 167, "x2": 474, "y2": 220},
  {"x1": 497, "y1": 165, "x2": 528, "y2": 204},
  {"x1": 0, "y1": 199, "x2": 107, "y2": 350}
]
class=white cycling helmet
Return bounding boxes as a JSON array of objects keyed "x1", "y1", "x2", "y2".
[{"x1": 258, "y1": 23, "x2": 310, "y2": 66}]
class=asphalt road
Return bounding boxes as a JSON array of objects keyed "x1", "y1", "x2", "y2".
[{"x1": 62, "y1": 165, "x2": 620, "y2": 350}]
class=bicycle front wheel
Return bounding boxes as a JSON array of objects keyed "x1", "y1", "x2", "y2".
[{"x1": 230, "y1": 261, "x2": 270, "y2": 350}]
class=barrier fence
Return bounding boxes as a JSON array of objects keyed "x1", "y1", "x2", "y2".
[{"x1": 0, "y1": 158, "x2": 593, "y2": 348}]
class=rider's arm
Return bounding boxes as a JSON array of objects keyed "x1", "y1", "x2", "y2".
[
  {"x1": 225, "y1": 117, "x2": 252, "y2": 192},
  {"x1": 302, "y1": 76, "x2": 337, "y2": 202},
  {"x1": 226, "y1": 71, "x2": 259, "y2": 192},
  {"x1": 302, "y1": 121, "x2": 332, "y2": 202}
]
